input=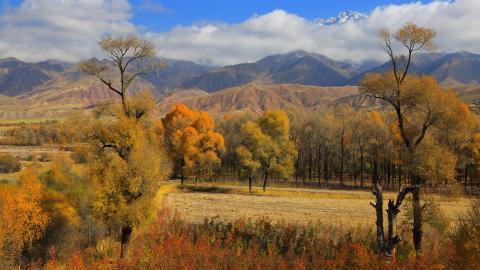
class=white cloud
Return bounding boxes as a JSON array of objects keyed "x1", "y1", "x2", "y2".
[
  {"x1": 0, "y1": 0, "x2": 135, "y2": 62},
  {"x1": 0, "y1": 0, "x2": 480, "y2": 65},
  {"x1": 148, "y1": 0, "x2": 480, "y2": 66}
]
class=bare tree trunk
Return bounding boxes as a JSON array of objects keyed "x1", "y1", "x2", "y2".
[
  {"x1": 398, "y1": 165, "x2": 402, "y2": 189},
  {"x1": 360, "y1": 152, "x2": 365, "y2": 188},
  {"x1": 371, "y1": 183, "x2": 385, "y2": 253},
  {"x1": 263, "y1": 172, "x2": 268, "y2": 192},
  {"x1": 324, "y1": 147, "x2": 329, "y2": 184},
  {"x1": 120, "y1": 226, "x2": 132, "y2": 258},
  {"x1": 248, "y1": 173, "x2": 252, "y2": 192},
  {"x1": 465, "y1": 149, "x2": 469, "y2": 186},
  {"x1": 412, "y1": 185, "x2": 423, "y2": 252},
  {"x1": 385, "y1": 185, "x2": 418, "y2": 256}
]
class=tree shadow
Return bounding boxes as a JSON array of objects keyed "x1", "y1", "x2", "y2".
[{"x1": 180, "y1": 185, "x2": 233, "y2": 194}]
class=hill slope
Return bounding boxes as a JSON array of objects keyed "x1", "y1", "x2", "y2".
[{"x1": 178, "y1": 82, "x2": 359, "y2": 114}]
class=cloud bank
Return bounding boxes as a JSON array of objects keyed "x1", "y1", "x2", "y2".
[
  {"x1": 0, "y1": 0, "x2": 135, "y2": 62},
  {"x1": 0, "y1": 0, "x2": 479, "y2": 65}
]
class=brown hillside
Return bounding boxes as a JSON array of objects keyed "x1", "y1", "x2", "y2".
[{"x1": 177, "y1": 82, "x2": 359, "y2": 114}]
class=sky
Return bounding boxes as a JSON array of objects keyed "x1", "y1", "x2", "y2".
[{"x1": 0, "y1": 0, "x2": 479, "y2": 65}]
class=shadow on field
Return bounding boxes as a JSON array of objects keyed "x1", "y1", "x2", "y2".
[{"x1": 180, "y1": 185, "x2": 233, "y2": 194}]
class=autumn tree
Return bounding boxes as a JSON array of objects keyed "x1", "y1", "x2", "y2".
[
  {"x1": 89, "y1": 93, "x2": 171, "y2": 258},
  {"x1": 237, "y1": 110, "x2": 296, "y2": 191},
  {"x1": 80, "y1": 35, "x2": 162, "y2": 118},
  {"x1": 161, "y1": 104, "x2": 225, "y2": 185},
  {"x1": 0, "y1": 167, "x2": 49, "y2": 266},
  {"x1": 216, "y1": 112, "x2": 256, "y2": 180},
  {"x1": 361, "y1": 23, "x2": 473, "y2": 254}
]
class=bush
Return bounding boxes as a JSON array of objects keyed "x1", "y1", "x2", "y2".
[
  {"x1": 0, "y1": 154, "x2": 22, "y2": 173},
  {"x1": 38, "y1": 153, "x2": 52, "y2": 162},
  {"x1": 400, "y1": 196, "x2": 450, "y2": 236},
  {"x1": 449, "y1": 200, "x2": 480, "y2": 270},
  {"x1": 70, "y1": 145, "x2": 89, "y2": 164}
]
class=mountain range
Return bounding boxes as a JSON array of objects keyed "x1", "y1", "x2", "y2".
[{"x1": 1, "y1": 50, "x2": 480, "y2": 118}]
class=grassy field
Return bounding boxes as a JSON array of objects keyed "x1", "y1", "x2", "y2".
[{"x1": 158, "y1": 182, "x2": 471, "y2": 229}]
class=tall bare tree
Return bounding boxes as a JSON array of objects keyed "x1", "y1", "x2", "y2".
[
  {"x1": 362, "y1": 23, "x2": 472, "y2": 254},
  {"x1": 80, "y1": 35, "x2": 162, "y2": 118}
]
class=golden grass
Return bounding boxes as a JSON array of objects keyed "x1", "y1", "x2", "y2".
[
  {"x1": 162, "y1": 181, "x2": 472, "y2": 228},
  {"x1": 153, "y1": 182, "x2": 182, "y2": 207}
]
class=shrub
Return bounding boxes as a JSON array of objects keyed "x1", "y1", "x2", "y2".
[
  {"x1": 0, "y1": 154, "x2": 22, "y2": 173},
  {"x1": 449, "y1": 200, "x2": 480, "y2": 270},
  {"x1": 70, "y1": 145, "x2": 89, "y2": 164},
  {"x1": 38, "y1": 153, "x2": 52, "y2": 162}
]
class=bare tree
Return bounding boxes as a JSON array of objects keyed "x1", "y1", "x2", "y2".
[
  {"x1": 362, "y1": 23, "x2": 471, "y2": 255},
  {"x1": 80, "y1": 35, "x2": 163, "y2": 118}
]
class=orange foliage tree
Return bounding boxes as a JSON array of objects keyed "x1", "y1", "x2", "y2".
[
  {"x1": 160, "y1": 104, "x2": 225, "y2": 185},
  {"x1": 0, "y1": 167, "x2": 49, "y2": 265}
]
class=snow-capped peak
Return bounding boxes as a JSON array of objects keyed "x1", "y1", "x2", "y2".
[{"x1": 315, "y1": 11, "x2": 367, "y2": 26}]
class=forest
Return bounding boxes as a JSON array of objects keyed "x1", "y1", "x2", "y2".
[{"x1": 0, "y1": 23, "x2": 479, "y2": 269}]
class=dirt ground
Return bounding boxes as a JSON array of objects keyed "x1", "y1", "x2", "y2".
[{"x1": 164, "y1": 186, "x2": 471, "y2": 228}]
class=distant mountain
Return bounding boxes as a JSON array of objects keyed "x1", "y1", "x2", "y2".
[
  {"x1": 2, "y1": 50, "x2": 480, "y2": 119},
  {"x1": 347, "y1": 51, "x2": 480, "y2": 86},
  {"x1": 315, "y1": 11, "x2": 367, "y2": 26},
  {"x1": 139, "y1": 58, "x2": 210, "y2": 92},
  {"x1": 0, "y1": 57, "x2": 209, "y2": 97},
  {"x1": 0, "y1": 58, "x2": 71, "y2": 96},
  {"x1": 177, "y1": 82, "x2": 359, "y2": 114},
  {"x1": 181, "y1": 50, "x2": 358, "y2": 92}
]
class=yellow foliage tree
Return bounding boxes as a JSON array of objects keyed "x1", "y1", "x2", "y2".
[
  {"x1": 89, "y1": 94, "x2": 171, "y2": 258},
  {"x1": 237, "y1": 110, "x2": 296, "y2": 191},
  {"x1": 361, "y1": 23, "x2": 474, "y2": 254}
]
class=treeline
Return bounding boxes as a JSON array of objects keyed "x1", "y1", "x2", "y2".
[
  {"x1": 215, "y1": 107, "x2": 480, "y2": 193},
  {"x1": 0, "y1": 120, "x2": 87, "y2": 146}
]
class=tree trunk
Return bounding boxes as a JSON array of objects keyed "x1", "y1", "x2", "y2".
[
  {"x1": 465, "y1": 149, "x2": 469, "y2": 186},
  {"x1": 263, "y1": 172, "x2": 268, "y2": 192},
  {"x1": 324, "y1": 148, "x2": 329, "y2": 184},
  {"x1": 398, "y1": 165, "x2": 402, "y2": 189},
  {"x1": 412, "y1": 186, "x2": 423, "y2": 252},
  {"x1": 360, "y1": 152, "x2": 364, "y2": 188},
  {"x1": 308, "y1": 149, "x2": 313, "y2": 181},
  {"x1": 120, "y1": 226, "x2": 133, "y2": 258},
  {"x1": 371, "y1": 184, "x2": 385, "y2": 252},
  {"x1": 248, "y1": 173, "x2": 252, "y2": 192},
  {"x1": 385, "y1": 185, "x2": 418, "y2": 257},
  {"x1": 353, "y1": 150, "x2": 357, "y2": 187},
  {"x1": 340, "y1": 154, "x2": 344, "y2": 187}
]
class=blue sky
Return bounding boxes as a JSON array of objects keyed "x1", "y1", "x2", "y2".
[
  {"x1": 5, "y1": 0, "x2": 431, "y2": 32},
  {"x1": 130, "y1": 0, "x2": 428, "y2": 31},
  {"x1": 0, "y1": 0, "x2": 478, "y2": 65}
]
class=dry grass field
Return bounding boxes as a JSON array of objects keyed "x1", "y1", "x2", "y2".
[{"x1": 160, "y1": 183, "x2": 471, "y2": 229}]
